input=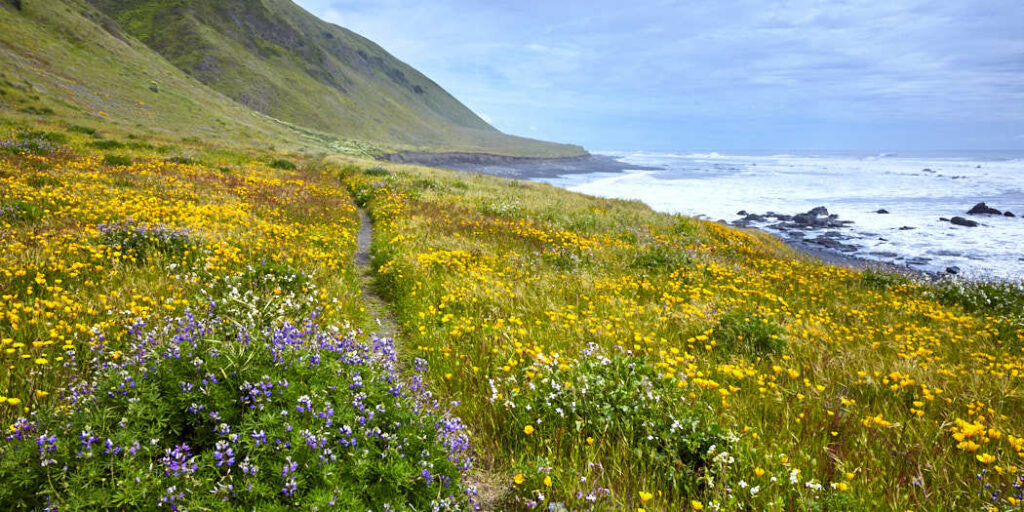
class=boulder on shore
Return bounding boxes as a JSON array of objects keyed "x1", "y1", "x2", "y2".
[
  {"x1": 967, "y1": 202, "x2": 1002, "y2": 215},
  {"x1": 1004, "y1": 211, "x2": 1015, "y2": 218},
  {"x1": 876, "y1": 209, "x2": 889, "y2": 214},
  {"x1": 950, "y1": 216, "x2": 978, "y2": 227}
]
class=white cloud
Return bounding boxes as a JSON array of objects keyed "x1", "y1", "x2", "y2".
[{"x1": 295, "y1": 0, "x2": 1024, "y2": 149}]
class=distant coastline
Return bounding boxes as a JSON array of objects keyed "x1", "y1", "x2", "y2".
[{"x1": 381, "y1": 151, "x2": 658, "y2": 179}]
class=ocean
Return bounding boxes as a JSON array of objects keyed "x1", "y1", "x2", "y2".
[{"x1": 536, "y1": 150, "x2": 1024, "y2": 281}]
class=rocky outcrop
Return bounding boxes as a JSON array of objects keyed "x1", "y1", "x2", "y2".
[
  {"x1": 967, "y1": 202, "x2": 1002, "y2": 215},
  {"x1": 950, "y1": 216, "x2": 978, "y2": 227}
]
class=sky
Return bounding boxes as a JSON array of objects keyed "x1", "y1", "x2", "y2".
[{"x1": 295, "y1": 0, "x2": 1024, "y2": 152}]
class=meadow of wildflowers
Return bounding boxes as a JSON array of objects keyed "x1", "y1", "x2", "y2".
[
  {"x1": 2, "y1": 120, "x2": 1024, "y2": 510},
  {"x1": 343, "y1": 162, "x2": 1024, "y2": 511},
  {"x1": 0, "y1": 124, "x2": 473, "y2": 509}
]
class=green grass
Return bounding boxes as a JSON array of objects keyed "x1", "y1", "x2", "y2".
[
  {"x1": 338, "y1": 158, "x2": 1024, "y2": 511},
  {"x1": 4, "y1": 0, "x2": 1022, "y2": 508},
  {"x1": 10, "y1": 0, "x2": 579, "y2": 157}
]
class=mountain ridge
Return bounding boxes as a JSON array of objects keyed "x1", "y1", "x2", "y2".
[
  {"x1": 0, "y1": 0, "x2": 582, "y2": 157},
  {"x1": 82, "y1": 0, "x2": 582, "y2": 156}
]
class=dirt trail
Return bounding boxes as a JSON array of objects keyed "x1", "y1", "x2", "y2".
[
  {"x1": 354, "y1": 206, "x2": 504, "y2": 510},
  {"x1": 355, "y1": 207, "x2": 397, "y2": 338}
]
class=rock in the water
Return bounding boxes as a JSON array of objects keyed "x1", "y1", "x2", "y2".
[
  {"x1": 737, "y1": 210, "x2": 748, "y2": 216},
  {"x1": 922, "y1": 168, "x2": 934, "y2": 173},
  {"x1": 876, "y1": 209, "x2": 889, "y2": 214},
  {"x1": 967, "y1": 202, "x2": 1002, "y2": 215},
  {"x1": 939, "y1": 217, "x2": 950, "y2": 222},
  {"x1": 946, "y1": 266, "x2": 960, "y2": 275},
  {"x1": 950, "y1": 216, "x2": 979, "y2": 227},
  {"x1": 1004, "y1": 211, "x2": 1015, "y2": 217},
  {"x1": 792, "y1": 207, "x2": 836, "y2": 228},
  {"x1": 899, "y1": 226, "x2": 915, "y2": 230}
]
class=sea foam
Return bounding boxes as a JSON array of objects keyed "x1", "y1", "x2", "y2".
[{"x1": 540, "y1": 151, "x2": 1024, "y2": 281}]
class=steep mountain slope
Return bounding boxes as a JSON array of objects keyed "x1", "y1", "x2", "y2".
[
  {"x1": 83, "y1": 0, "x2": 583, "y2": 156},
  {"x1": 0, "y1": 0, "x2": 322, "y2": 150}
]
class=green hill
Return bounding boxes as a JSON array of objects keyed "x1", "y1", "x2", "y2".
[{"x1": 0, "y1": 0, "x2": 582, "y2": 156}]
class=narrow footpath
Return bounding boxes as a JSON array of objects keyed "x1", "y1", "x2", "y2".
[
  {"x1": 353, "y1": 205, "x2": 504, "y2": 510},
  {"x1": 355, "y1": 207, "x2": 398, "y2": 338}
]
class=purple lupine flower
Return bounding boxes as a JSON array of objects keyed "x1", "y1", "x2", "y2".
[
  {"x1": 158, "y1": 485, "x2": 185, "y2": 510},
  {"x1": 281, "y1": 457, "x2": 298, "y2": 477},
  {"x1": 160, "y1": 444, "x2": 197, "y2": 476},
  {"x1": 251, "y1": 430, "x2": 267, "y2": 445},
  {"x1": 296, "y1": 395, "x2": 313, "y2": 414},
  {"x1": 213, "y1": 440, "x2": 235, "y2": 467},
  {"x1": 5, "y1": 417, "x2": 36, "y2": 441},
  {"x1": 282, "y1": 477, "x2": 298, "y2": 497},
  {"x1": 36, "y1": 433, "x2": 57, "y2": 467}
]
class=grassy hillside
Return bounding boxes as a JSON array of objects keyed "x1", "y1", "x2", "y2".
[
  {"x1": 0, "y1": 0, "x2": 581, "y2": 157},
  {"x1": 0, "y1": 0, "x2": 335, "y2": 151},
  {"x1": 1, "y1": 114, "x2": 1021, "y2": 509},
  {"x1": 82, "y1": 0, "x2": 583, "y2": 156}
]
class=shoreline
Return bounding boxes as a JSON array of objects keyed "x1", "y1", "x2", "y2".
[
  {"x1": 382, "y1": 151, "x2": 660, "y2": 179},
  {"x1": 770, "y1": 231, "x2": 940, "y2": 280},
  {"x1": 403, "y1": 153, "x2": 1004, "y2": 283}
]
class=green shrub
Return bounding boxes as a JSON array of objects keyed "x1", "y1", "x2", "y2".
[
  {"x1": 412, "y1": 178, "x2": 444, "y2": 191},
  {"x1": 498, "y1": 349, "x2": 731, "y2": 501},
  {"x1": 931, "y1": 278, "x2": 1024, "y2": 317},
  {"x1": 333, "y1": 163, "x2": 363, "y2": 180},
  {"x1": 0, "y1": 200, "x2": 44, "y2": 223},
  {"x1": 67, "y1": 125, "x2": 97, "y2": 136},
  {"x1": 673, "y1": 216, "x2": 700, "y2": 237},
  {"x1": 364, "y1": 167, "x2": 390, "y2": 177},
  {"x1": 858, "y1": 268, "x2": 912, "y2": 290},
  {"x1": 479, "y1": 200, "x2": 522, "y2": 218},
  {"x1": 631, "y1": 242, "x2": 691, "y2": 271},
  {"x1": 165, "y1": 156, "x2": 197, "y2": 165},
  {"x1": 97, "y1": 220, "x2": 200, "y2": 263},
  {"x1": 269, "y1": 159, "x2": 297, "y2": 170},
  {"x1": 0, "y1": 309, "x2": 473, "y2": 510},
  {"x1": 25, "y1": 174, "x2": 60, "y2": 188},
  {"x1": 0, "y1": 131, "x2": 66, "y2": 156},
  {"x1": 103, "y1": 154, "x2": 132, "y2": 166},
  {"x1": 20, "y1": 130, "x2": 68, "y2": 144},
  {"x1": 713, "y1": 309, "x2": 788, "y2": 358},
  {"x1": 88, "y1": 139, "x2": 125, "y2": 150},
  {"x1": 17, "y1": 105, "x2": 54, "y2": 116}
]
